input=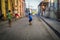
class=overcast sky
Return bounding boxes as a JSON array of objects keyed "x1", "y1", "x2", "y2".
[{"x1": 25, "y1": 0, "x2": 43, "y2": 9}]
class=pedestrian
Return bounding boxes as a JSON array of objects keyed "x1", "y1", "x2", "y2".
[
  {"x1": 28, "y1": 13, "x2": 32, "y2": 25},
  {"x1": 7, "y1": 10, "x2": 12, "y2": 27},
  {"x1": 15, "y1": 13, "x2": 19, "y2": 21}
]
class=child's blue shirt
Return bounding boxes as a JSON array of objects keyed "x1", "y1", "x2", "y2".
[{"x1": 29, "y1": 15, "x2": 32, "y2": 20}]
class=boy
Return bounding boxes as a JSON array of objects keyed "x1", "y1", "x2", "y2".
[
  {"x1": 7, "y1": 10, "x2": 12, "y2": 27},
  {"x1": 29, "y1": 13, "x2": 32, "y2": 25}
]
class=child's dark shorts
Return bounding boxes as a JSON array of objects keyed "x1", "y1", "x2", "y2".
[
  {"x1": 8, "y1": 19, "x2": 11, "y2": 23},
  {"x1": 29, "y1": 19, "x2": 32, "y2": 22}
]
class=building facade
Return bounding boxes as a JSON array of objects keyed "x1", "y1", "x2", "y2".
[
  {"x1": 38, "y1": 6, "x2": 41, "y2": 16},
  {"x1": 0, "y1": 0, "x2": 13, "y2": 20},
  {"x1": 38, "y1": 1, "x2": 48, "y2": 16},
  {"x1": 38, "y1": 0, "x2": 60, "y2": 21},
  {"x1": 14, "y1": 0, "x2": 25, "y2": 18},
  {"x1": 57, "y1": 0, "x2": 60, "y2": 20},
  {"x1": 0, "y1": 0, "x2": 25, "y2": 20}
]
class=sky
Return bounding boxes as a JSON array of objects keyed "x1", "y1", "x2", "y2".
[{"x1": 25, "y1": 0, "x2": 43, "y2": 9}]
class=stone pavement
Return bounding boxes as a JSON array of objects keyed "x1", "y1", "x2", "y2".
[
  {"x1": 0, "y1": 16, "x2": 59, "y2": 40},
  {"x1": 40, "y1": 17, "x2": 60, "y2": 38}
]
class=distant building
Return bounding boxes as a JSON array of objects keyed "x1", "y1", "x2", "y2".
[
  {"x1": 25, "y1": 8, "x2": 30, "y2": 13},
  {"x1": 31, "y1": 9, "x2": 37, "y2": 15},
  {"x1": 38, "y1": 5, "x2": 41, "y2": 16}
]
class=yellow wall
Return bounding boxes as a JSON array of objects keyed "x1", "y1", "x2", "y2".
[
  {"x1": 1, "y1": 0, "x2": 6, "y2": 20},
  {"x1": 44, "y1": 0, "x2": 49, "y2": 2},
  {"x1": 18, "y1": 0, "x2": 20, "y2": 17},
  {"x1": 1, "y1": 0, "x2": 13, "y2": 20},
  {"x1": 8, "y1": 0, "x2": 11, "y2": 10},
  {"x1": 8, "y1": 0, "x2": 12, "y2": 14}
]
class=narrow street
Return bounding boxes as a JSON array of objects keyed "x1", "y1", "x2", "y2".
[
  {"x1": 0, "y1": 16, "x2": 55, "y2": 40},
  {"x1": 0, "y1": 0, "x2": 60, "y2": 40}
]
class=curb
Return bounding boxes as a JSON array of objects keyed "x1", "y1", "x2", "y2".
[
  {"x1": 39, "y1": 17, "x2": 60, "y2": 40},
  {"x1": 40, "y1": 17, "x2": 60, "y2": 38}
]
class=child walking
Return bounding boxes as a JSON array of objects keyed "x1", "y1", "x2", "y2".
[
  {"x1": 28, "y1": 13, "x2": 32, "y2": 25},
  {"x1": 7, "y1": 10, "x2": 12, "y2": 27}
]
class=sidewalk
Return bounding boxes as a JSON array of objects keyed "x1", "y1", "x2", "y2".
[
  {"x1": 0, "y1": 18, "x2": 16, "y2": 34},
  {"x1": 40, "y1": 16, "x2": 60, "y2": 38},
  {"x1": 0, "y1": 20, "x2": 8, "y2": 25},
  {"x1": 0, "y1": 16, "x2": 24, "y2": 26},
  {"x1": 0, "y1": 18, "x2": 17, "y2": 26}
]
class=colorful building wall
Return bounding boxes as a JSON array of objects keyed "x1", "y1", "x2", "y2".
[
  {"x1": 1, "y1": 0, "x2": 13, "y2": 20},
  {"x1": 14, "y1": 0, "x2": 25, "y2": 18},
  {"x1": 20, "y1": 0, "x2": 25, "y2": 17},
  {"x1": 44, "y1": 0, "x2": 57, "y2": 19},
  {"x1": 18, "y1": 0, "x2": 21, "y2": 17},
  {"x1": 0, "y1": 0, "x2": 25, "y2": 20},
  {"x1": 1, "y1": 0, "x2": 6, "y2": 20},
  {"x1": 44, "y1": 0, "x2": 59, "y2": 19},
  {"x1": 48, "y1": 0, "x2": 56, "y2": 19},
  {"x1": 57, "y1": 0, "x2": 60, "y2": 19},
  {"x1": 44, "y1": 0, "x2": 49, "y2": 2},
  {"x1": 38, "y1": 0, "x2": 57, "y2": 19},
  {"x1": 14, "y1": 0, "x2": 18, "y2": 14}
]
